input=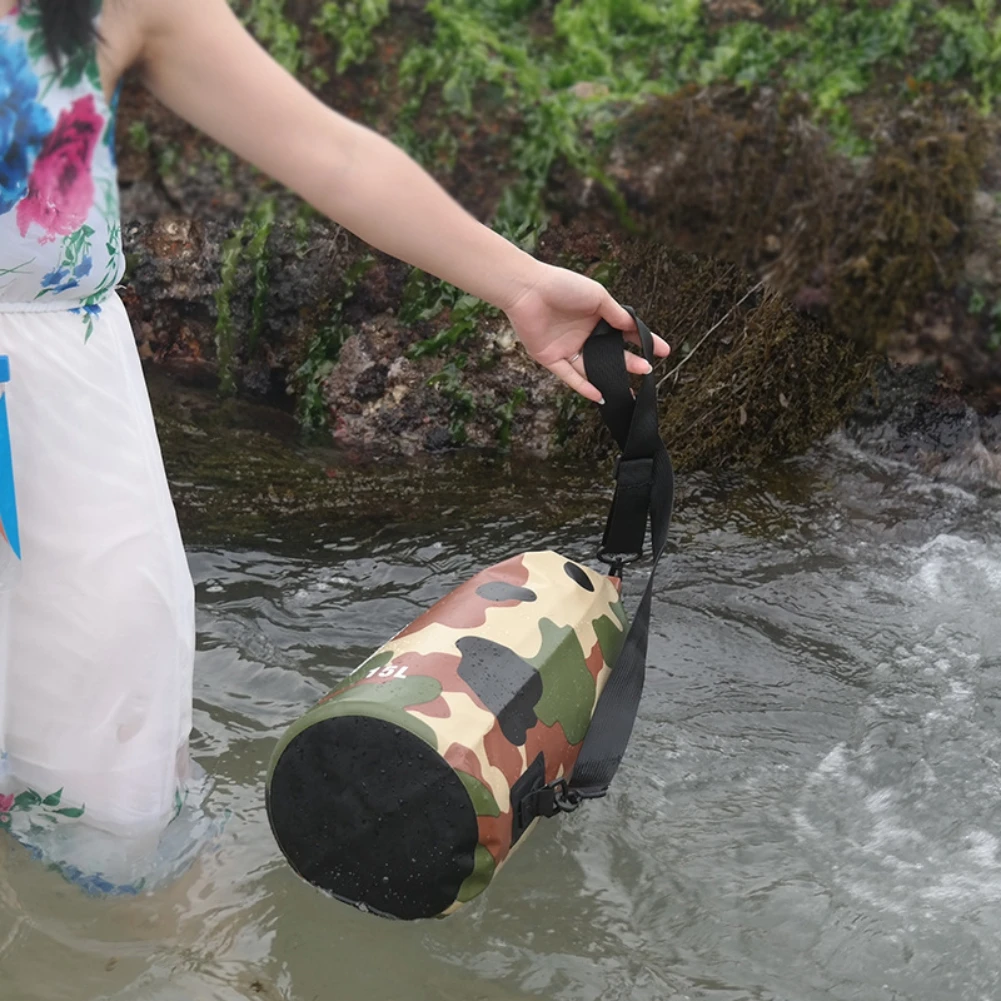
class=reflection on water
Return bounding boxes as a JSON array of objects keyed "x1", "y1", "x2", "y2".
[{"x1": 2, "y1": 433, "x2": 1001, "y2": 1001}]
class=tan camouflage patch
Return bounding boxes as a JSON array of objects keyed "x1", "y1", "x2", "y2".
[{"x1": 381, "y1": 552, "x2": 621, "y2": 665}]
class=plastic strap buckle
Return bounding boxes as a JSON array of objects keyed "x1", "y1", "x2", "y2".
[
  {"x1": 524, "y1": 779, "x2": 583, "y2": 823},
  {"x1": 596, "y1": 546, "x2": 644, "y2": 580}
]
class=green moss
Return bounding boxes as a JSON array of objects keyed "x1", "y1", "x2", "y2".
[
  {"x1": 127, "y1": 120, "x2": 150, "y2": 153},
  {"x1": 553, "y1": 233, "x2": 875, "y2": 472},
  {"x1": 633, "y1": 247, "x2": 874, "y2": 471},
  {"x1": 426, "y1": 358, "x2": 476, "y2": 445},
  {"x1": 213, "y1": 198, "x2": 277, "y2": 396},
  {"x1": 293, "y1": 253, "x2": 375, "y2": 429},
  {"x1": 615, "y1": 85, "x2": 988, "y2": 353},
  {"x1": 824, "y1": 96, "x2": 989, "y2": 349}
]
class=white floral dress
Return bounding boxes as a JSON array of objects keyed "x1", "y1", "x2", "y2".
[{"x1": 0, "y1": 3, "x2": 203, "y2": 892}]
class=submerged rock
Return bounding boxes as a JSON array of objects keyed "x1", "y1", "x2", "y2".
[{"x1": 847, "y1": 363, "x2": 1001, "y2": 491}]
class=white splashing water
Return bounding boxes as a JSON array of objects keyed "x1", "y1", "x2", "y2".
[{"x1": 794, "y1": 533, "x2": 1001, "y2": 923}]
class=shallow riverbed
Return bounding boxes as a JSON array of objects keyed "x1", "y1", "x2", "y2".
[{"x1": 2, "y1": 429, "x2": 1000, "y2": 1001}]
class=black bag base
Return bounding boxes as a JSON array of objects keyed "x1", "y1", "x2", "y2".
[{"x1": 266, "y1": 715, "x2": 479, "y2": 920}]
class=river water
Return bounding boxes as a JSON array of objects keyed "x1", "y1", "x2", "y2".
[{"x1": 1, "y1": 430, "x2": 1000, "y2": 1001}]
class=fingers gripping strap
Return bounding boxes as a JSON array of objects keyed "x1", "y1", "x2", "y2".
[{"x1": 566, "y1": 309, "x2": 675, "y2": 801}]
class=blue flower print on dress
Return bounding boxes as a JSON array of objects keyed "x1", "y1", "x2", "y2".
[
  {"x1": 41, "y1": 266, "x2": 66, "y2": 288},
  {"x1": 69, "y1": 301, "x2": 103, "y2": 341},
  {"x1": 40, "y1": 266, "x2": 80, "y2": 295},
  {"x1": 0, "y1": 28, "x2": 54, "y2": 217}
]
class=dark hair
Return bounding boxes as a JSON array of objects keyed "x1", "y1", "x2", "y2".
[{"x1": 36, "y1": 0, "x2": 99, "y2": 65}]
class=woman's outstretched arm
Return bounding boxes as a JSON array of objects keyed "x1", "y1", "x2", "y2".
[{"x1": 121, "y1": 0, "x2": 668, "y2": 401}]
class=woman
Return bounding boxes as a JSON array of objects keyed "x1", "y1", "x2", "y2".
[{"x1": 0, "y1": 0, "x2": 668, "y2": 889}]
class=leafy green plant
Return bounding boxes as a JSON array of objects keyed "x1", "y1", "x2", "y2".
[
  {"x1": 127, "y1": 121, "x2": 151, "y2": 153},
  {"x1": 239, "y1": 0, "x2": 303, "y2": 74},
  {"x1": 495, "y1": 386, "x2": 527, "y2": 450},
  {"x1": 398, "y1": 267, "x2": 465, "y2": 326},
  {"x1": 314, "y1": 0, "x2": 391, "y2": 73},
  {"x1": 398, "y1": 269, "x2": 501, "y2": 363},
  {"x1": 155, "y1": 142, "x2": 181, "y2": 181},
  {"x1": 920, "y1": 0, "x2": 1001, "y2": 113},
  {"x1": 407, "y1": 294, "x2": 500, "y2": 359}
]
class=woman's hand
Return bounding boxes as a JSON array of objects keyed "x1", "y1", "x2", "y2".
[{"x1": 504, "y1": 263, "x2": 671, "y2": 403}]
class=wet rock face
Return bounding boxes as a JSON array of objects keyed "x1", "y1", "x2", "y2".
[
  {"x1": 117, "y1": 180, "x2": 876, "y2": 465},
  {"x1": 121, "y1": 213, "x2": 367, "y2": 398},
  {"x1": 893, "y1": 180, "x2": 1001, "y2": 412},
  {"x1": 319, "y1": 314, "x2": 563, "y2": 458}
]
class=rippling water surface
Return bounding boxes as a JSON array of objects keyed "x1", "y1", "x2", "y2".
[{"x1": 2, "y1": 434, "x2": 1001, "y2": 1001}]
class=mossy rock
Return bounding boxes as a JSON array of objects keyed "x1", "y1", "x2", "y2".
[
  {"x1": 541, "y1": 225, "x2": 875, "y2": 471},
  {"x1": 609, "y1": 85, "x2": 989, "y2": 354}
]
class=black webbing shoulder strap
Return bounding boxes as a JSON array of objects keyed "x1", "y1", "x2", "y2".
[{"x1": 529, "y1": 307, "x2": 674, "y2": 819}]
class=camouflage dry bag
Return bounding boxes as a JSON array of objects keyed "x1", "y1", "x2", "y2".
[{"x1": 265, "y1": 310, "x2": 674, "y2": 919}]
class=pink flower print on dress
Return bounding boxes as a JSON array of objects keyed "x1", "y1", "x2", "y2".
[
  {"x1": 16, "y1": 95, "x2": 104, "y2": 244},
  {"x1": 0, "y1": 792, "x2": 13, "y2": 825}
]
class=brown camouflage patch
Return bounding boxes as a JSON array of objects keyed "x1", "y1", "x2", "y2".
[
  {"x1": 524, "y1": 718, "x2": 576, "y2": 786},
  {"x1": 477, "y1": 809, "x2": 515, "y2": 866},
  {"x1": 393, "y1": 554, "x2": 533, "y2": 636},
  {"x1": 414, "y1": 695, "x2": 452, "y2": 718},
  {"x1": 480, "y1": 717, "x2": 527, "y2": 794},
  {"x1": 584, "y1": 634, "x2": 606, "y2": 684}
]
